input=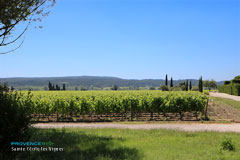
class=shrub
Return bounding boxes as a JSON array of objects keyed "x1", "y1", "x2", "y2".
[
  {"x1": 219, "y1": 84, "x2": 240, "y2": 96},
  {"x1": 0, "y1": 83, "x2": 9, "y2": 92},
  {"x1": 220, "y1": 76, "x2": 240, "y2": 96},
  {"x1": 160, "y1": 85, "x2": 169, "y2": 91},
  {"x1": 170, "y1": 86, "x2": 182, "y2": 91},
  {"x1": 232, "y1": 84, "x2": 240, "y2": 96},
  {"x1": 191, "y1": 86, "x2": 199, "y2": 91},
  {"x1": 0, "y1": 89, "x2": 33, "y2": 159},
  {"x1": 232, "y1": 80, "x2": 240, "y2": 84},
  {"x1": 224, "y1": 81, "x2": 231, "y2": 85},
  {"x1": 218, "y1": 85, "x2": 232, "y2": 95},
  {"x1": 178, "y1": 82, "x2": 186, "y2": 91},
  {"x1": 149, "y1": 87, "x2": 156, "y2": 90},
  {"x1": 111, "y1": 85, "x2": 118, "y2": 90},
  {"x1": 220, "y1": 137, "x2": 235, "y2": 151},
  {"x1": 233, "y1": 76, "x2": 240, "y2": 80},
  {"x1": 203, "y1": 90, "x2": 209, "y2": 95}
]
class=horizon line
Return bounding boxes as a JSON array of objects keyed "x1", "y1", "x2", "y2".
[{"x1": 0, "y1": 75, "x2": 226, "y2": 82}]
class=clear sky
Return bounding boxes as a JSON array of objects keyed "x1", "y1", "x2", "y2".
[{"x1": 0, "y1": 0, "x2": 239, "y2": 81}]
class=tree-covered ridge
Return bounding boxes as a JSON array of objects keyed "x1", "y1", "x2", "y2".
[{"x1": 0, "y1": 76, "x2": 224, "y2": 90}]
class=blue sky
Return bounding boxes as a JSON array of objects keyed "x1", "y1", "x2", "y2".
[{"x1": 0, "y1": 0, "x2": 239, "y2": 81}]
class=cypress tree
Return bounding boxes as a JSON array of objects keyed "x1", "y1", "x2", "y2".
[
  {"x1": 48, "y1": 81, "x2": 51, "y2": 90},
  {"x1": 165, "y1": 74, "x2": 168, "y2": 86},
  {"x1": 48, "y1": 81, "x2": 53, "y2": 90},
  {"x1": 199, "y1": 76, "x2": 203, "y2": 92},
  {"x1": 63, "y1": 84, "x2": 66, "y2": 90},
  {"x1": 189, "y1": 81, "x2": 192, "y2": 90},
  {"x1": 198, "y1": 77, "x2": 200, "y2": 92},
  {"x1": 170, "y1": 77, "x2": 173, "y2": 87},
  {"x1": 186, "y1": 80, "x2": 188, "y2": 91},
  {"x1": 56, "y1": 85, "x2": 60, "y2": 90}
]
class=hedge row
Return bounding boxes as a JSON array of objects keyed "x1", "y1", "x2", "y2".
[{"x1": 219, "y1": 84, "x2": 240, "y2": 96}]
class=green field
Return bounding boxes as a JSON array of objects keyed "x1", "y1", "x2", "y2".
[
  {"x1": 19, "y1": 91, "x2": 208, "y2": 121},
  {"x1": 16, "y1": 128, "x2": 240, "y2": 160},
  {"x1": 211, "y1": 97, "x2": 240, "y2": 109}
]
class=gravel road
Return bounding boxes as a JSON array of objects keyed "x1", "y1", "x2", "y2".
[
  {"x1": 210, "y1": 92, "x2": 240, "y2": 101},
  {"x1": 33, "y1": 123, "x2": 240, "y2": 133}
]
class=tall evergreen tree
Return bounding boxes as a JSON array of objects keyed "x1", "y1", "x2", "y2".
[
  {"x1": 186, "y1": 80, "x2": 188, "y2": 91},
  {"x1": 199, "y1": 76, "x2": 203, "y2": 92},
  {"x1": 170, "y1": 77, "x2": 173, "y2": 87},
  {"x1": 63, "y1": 84, "x2": 66, "y2": 90},
  {"x1": 56, "y1": 85, "x2": 60, "y2": 90},
  {"x1": 189, "y1": 81, "x2": 192, "y2": 90},
  {"x1": 165, "y1": 74, "x2": 168, "y2": 86},
  {"x1": 48, "y1": 81, "x2": 52, "y2": 90}
]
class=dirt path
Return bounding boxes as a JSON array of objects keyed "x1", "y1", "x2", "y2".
[
  {"x1": 210, "y1": 92, "x2": 240, "y2": 101},
  {"x1": 33, "y1": 123, "x2": 240, "y2": 133}
]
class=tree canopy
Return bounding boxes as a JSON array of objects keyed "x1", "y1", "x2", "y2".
[
  {"x1": 0, "y1": 0, "x2": 55, "y2": 54},
  {"x1": 203, "y1": 79, "x2": 218, "y2": 91}
]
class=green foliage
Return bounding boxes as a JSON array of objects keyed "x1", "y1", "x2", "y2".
[
  {"x1": 0, "y1": 90, "x2": 32, "y2": 159},
  {"x1": 232, "y1": 84, "x2": 240, "y2": 96},
  {"x1": 48, "y1": 81, "x2": 53, "y2": 90},
  {"x1": 220, "y1": 137, "x2": 235, "y2": 151},
  {"x1": 203, "y1": 90, "x2": 209, "y2": 95},
  {"x1": 219, "y1": 79, "x2": 240, "y2": 96},
  {"x1": 0, "y1": 1, "x2": 54, "y2": 25},
  {"x1": 111, "y1": 84, "x2": 119, "y2": 90},
  {"x1": 165, "y1": 74, "x2": 168, "y2": 86},
  {"x1": 48, "y1": 81, "x2": 62, "y2": 91},
  {"x1": 192, "y1": 86, "x2": 199, "y2": 91},
  {"x1": 80, "y1": 86, "x2": 87, "y2": 91},
  {"x1": 203, "y1": 79, "x2": 217, "y2": 91},
  {"x1": 0, "y1": 83, "x2": 8, "y2": 91},
  {"x1": 170, "y1": 86, "x2": 182, "y2": 91},
  {"x1": 178, "y1": 82, "x2": 186, "y2": 91},
  {"x1": 63, "y1": 83, "x2": 66, "y2": 90},
  {"x1": 199, "y1": 76, "x2": 203, "y2": 92},
  {"x1": 186, "y1": 80, "x2": 188, "y2": 91},
  {"x1": 219, "y1": 85, "x2": 232, "y2": 95},
  {"x1": 160, "y1": 85, "x2": 169, "y2": 91},
  {"x1": 170, "y1": 77, "x2": 173, "y2": 88},
  {"x1": 149, "y1": 87, "x2": 156, "y2": 90},
  {"x1": 224, "y1": 81, "x2": 230, "y2": 85},
  {"x1": 233, "y1": 76, "x2": 240, "y2": 81},
  {"x1": 56, "y1": 84, "x2": 60, "y2": 90},
  {"x1": 232, "y1": 79, "x2": 240, "y2": 84},
  {"x1": 0, "y1": 0, "x2": 55, "y2": 53},
  {"x1": 0, "y1": 76, "x2": 214, "y2": 90},
  {"x1": 209, "y1": 80, "x2": 218, "y2": 89},
  {"x1": 19, "y1": 91, "x2": 208, "y2": 120}
]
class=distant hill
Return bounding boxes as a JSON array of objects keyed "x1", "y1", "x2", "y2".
[{"x1": 0, "y1": 76, "x2": 224, "y2": 90}]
